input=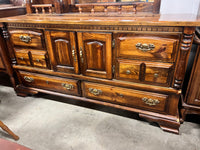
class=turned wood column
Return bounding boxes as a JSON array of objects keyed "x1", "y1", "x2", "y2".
[{"x1": 173, "y1": 27, "x2": 195, "y2": 89}]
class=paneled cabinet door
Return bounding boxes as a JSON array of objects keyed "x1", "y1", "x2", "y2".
[
  {"x1": 77, "y1": 32, "x2": 112, "y2": 79},
  {"x1": 45, "y1": 31, "x2": 79, "y2": 74}
]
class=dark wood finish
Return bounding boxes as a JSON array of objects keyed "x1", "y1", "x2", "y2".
[
  {"x1": 0, "y1": 1, "x2": 199, "y2": 134},
  {"x1": 18, "y1": 71, "x2": 80, "y2": 96},
  {"x1": 77, "y1": 32, "x2": 112, "y2": 79},
  {"x1": 45, "y1": 31, "x2": 79, "y2": 74}
]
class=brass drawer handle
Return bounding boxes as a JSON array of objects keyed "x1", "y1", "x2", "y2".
[
  {"x1": 89, "y1": 88, "x2": 102, "y2": 96},
  {"x1": 36, "y1": 59, "x2": 40, "y2": 62},
  {"x1": 24, "y1": 76, "x2": 34, "y2": 83},
  {"x1": 61, "y1": 83, "x2": 74, "y2": 90},
  {"x1": 154, "y1": 73, "x2": 159, "y2": 78},
  {"x1": 79, "y1": 47, "x2": 84, "y2": 63},
  {"x1": 136, "y1": 43, "x2": 155, "y2": 52},
  {"x1": 72, "y1": 46, "x2": 77, "y2": 62},
  {"x1": 20, "y1": 57, "x2": 24, "y2": 60},
  {"x1": 19, "y1": 35, "x2": 31, "y2": 43},
  {"x1": 142, "y1": 97, "x2": 160, "y2": 106},
  {"x1": 126, "y1": 70, "x2": 131, "y2": 75}
]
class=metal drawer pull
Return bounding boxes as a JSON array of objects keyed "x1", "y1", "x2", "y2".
[
  {"x1": 142, "y1": 97, "x2": 160, "y2": 106},
  {"x1": 136, "y1": 43, "x2": 155, "y2": 52},
  {"x1": 154, "y1": 73, "x2": 159, "y2": 78},
  {"x1": 24, "y1": 76, "x2": 34, "y2": 83},
  {"x1": 61, "y1": 83, "x2": 74, "y2": 90},
  {"x1": 20, "y1": 57, "x2": 24, "y2": 60},
  {"x1": 89, "y1": 88, "x2": 102, "y2": 96},
  {"x1": 36, "y1": 59, "x2": 40, "y2": 62},
  {"x1": 19, "y1": 35, "x2": 31, "y2": 43},
  {"x1": 126, "y1": 70, "x2": 131, "y2": 75},
  {"x1": 72, "y1": 46, "x2": 77, "y2": 62},
  {"x1": 79, "y1": 47, "x2": 84, "y2": 63}
]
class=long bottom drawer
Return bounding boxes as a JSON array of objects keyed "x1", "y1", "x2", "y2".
[
  {"x1": 18, "y1": 71, "x2": 80, "y2": 96},
  {"x1": 82, "y1": 82, "x2": 168, "y2": 113}
]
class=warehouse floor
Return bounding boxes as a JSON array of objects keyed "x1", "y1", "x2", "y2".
[{"x1": 0, "y1": 74, "x2": 199, "y2": 150}]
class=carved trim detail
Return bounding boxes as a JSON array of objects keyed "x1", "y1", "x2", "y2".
[
  {"x1": 7, "y1": 23, "x2": 183, "y2": 32},
  {"x1": 173, "y1": 33, "x2": 194, "y2": 89}
]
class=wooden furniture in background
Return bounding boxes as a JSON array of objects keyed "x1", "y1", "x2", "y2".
[
  {"x1": 181, "y1": 28, "x2": 200, "y2": 120},
  {"x1": 0, "y1": 0, "x2": 199, "y2": 134}
]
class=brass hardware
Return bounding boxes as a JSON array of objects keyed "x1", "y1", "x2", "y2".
[
  {"x1": 19, "y1": 35, "x2": 31, "y2": 43},
  {"x1": 126, "y1": 70, "x2": 131, "y2": 75},
  {"x1": 112, "y1": 39, "x2": 115, "y2": 48},
  {"x1": 89, "y1": 88, "x2": 102, "y2": 96},
  {"x1": 136, "y1": 43, "x2": 155, "y2": 52},
  {"x1": 24, "y1": 76, "x2": 34, "y2": 83},
  {"x1": 46, "y1": 81, "x2": 49, "y2": 84},
  {"x1": 119, "y1": 93, "x2": 124, "y2": 98},
  {"x1": 142, "y1": 97, "x2": 160, "y2": 106},
  {"x1": 72, "y1": 46, "x2": 77, "y2": 62},
  {"x1": 154, "y1": 73, "x2": 159, "y2": 78},
  {"x1": 36, "y1": 59, "x2": 40, "y2": 62},
  {"x1": 20, "y1": 57, "x2": 24, "y2": 60},
  {"x1": 112, "y1": 65, "x2": 115, "y2": 74},
  {"x1": 80, "y1": 47, "x2": 84, "y2": 63},
  {"x1": 61, "y1": 83, "x2": 74, "y2": 90}
]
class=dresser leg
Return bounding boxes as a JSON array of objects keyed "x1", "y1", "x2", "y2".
[
  {"x1": 0, "y1": 120, "x2": 19, "y2": 141},
  {"x1": 139, "y1": 113, "x2": 180, "y2": 134},
  {"x1": 15, "y1": 86, "x2": 38, "y2": 97}
]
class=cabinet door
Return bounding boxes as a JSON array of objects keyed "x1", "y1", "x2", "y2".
[
  {"x1": 77, "y1": 32, "x2": 112, "y2": 79},
  {"x1": 45, "y1": 31, "x2": 79, "y2": 74}
]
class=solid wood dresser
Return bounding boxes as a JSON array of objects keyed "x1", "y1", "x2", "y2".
[{"x1": 1, "y1": 12, "x2": 200, "y2": 134}]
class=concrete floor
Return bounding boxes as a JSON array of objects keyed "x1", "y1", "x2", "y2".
[{"x1": 0, "y1": 83, "x2": 200, "y2": 150}]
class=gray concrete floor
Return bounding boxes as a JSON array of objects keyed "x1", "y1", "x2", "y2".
[{"x1": 0, "y1": 83, "x2": 200, "y2": 150}]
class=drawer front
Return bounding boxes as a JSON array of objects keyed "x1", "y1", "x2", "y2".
[
  {"x1": 82, "y1": 82, "x2": 168, "y2": 112},
  {"x1": 116, "y1": 59, "x2": 173, "y2": 86},
  {"x1": 31, "y1": 50, "x2": 48, "y2": 68},
  {"x1": 15, "y1": 49, "x2": 31, "y2": 66},
  {"x1": 115, "y1": 33, "x2": 179, "y2": 62},
  {"x1": 9, "y1": 29, "x2": 44, "y2": 49},
  {"x1": 19, "y1": 72, "x2": 80, "y2": 96}
]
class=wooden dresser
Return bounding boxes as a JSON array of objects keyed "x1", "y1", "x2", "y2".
[{"x1": 0, "y1": 0, "x2": 200, "y2": 134}]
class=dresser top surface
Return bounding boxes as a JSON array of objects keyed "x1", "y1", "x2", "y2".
[{"x1": 1, "y1": 14, "x2": 200, "y2": 26}]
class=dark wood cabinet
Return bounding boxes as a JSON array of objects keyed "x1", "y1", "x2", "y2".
[
  {"x1": 77, "y1": 32, "x2": 112, "y2": 79},
  {"x1": 1, "y1": 0, "x2": 200, "y2": 134},
  {"x1": 45, "y1": 31, "x2": 79, "y2": 74}
]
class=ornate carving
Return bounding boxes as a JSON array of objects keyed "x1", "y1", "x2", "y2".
[
  {"x1": 173, "y1": 28, "x2": 195, "y2": 89},
  {"x1": 8, "y1": 23, "x2": 183, "y2": 33}
]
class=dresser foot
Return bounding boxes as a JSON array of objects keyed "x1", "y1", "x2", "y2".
[
  {"x1": 15, "y1": 85, "x2": 38, "y2": 97},
  {"x1": 139, "y1": 113, "x2": 180, "y2": 134}
]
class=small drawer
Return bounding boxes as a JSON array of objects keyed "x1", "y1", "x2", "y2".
[
  {"x1": 115, "y1": 59, "x2": 173, "y2": 86},
  {"x1": 82, "y1": 82, "x2": 168, "y2": 113},
  {"x1": 19, "y1": 71, "x2": 80, "y2": 96},
  {"x1": 31, "y1": 50, "x2": 48, "y2": 68},
  {"x1": 15, "y1": 49, "x2": 31, "y2": 66},
  {"x1": 9, "y1": 29, "x2": 44, "y2": 49},
  {"x1": 115, "y1": 33, "x2": 179, "y2": 62}
]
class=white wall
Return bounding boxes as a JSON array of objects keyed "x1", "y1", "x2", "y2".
[{"x1": 160, "y1": 0, "x2": 200, "y2": 15}]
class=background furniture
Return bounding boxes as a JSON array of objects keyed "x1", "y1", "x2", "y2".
[
  {"x1": 0, "y1": 0, "x2": 199, "y2": 134},
  {"x1": 181, "y1": 28, "x2": 200, "y2": 120}
]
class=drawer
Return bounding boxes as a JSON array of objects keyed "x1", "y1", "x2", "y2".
[
  {"x1": 9, "y1": 29, "x2": 44, "y2": 49},
  {"x1": 15, "y1": 49, "x2": 31, "y2": 66},
  {"x1": 115, "y1": 59, "x2": 173, "y2": 86},
  {"x1": 82, "y1": 82, "x2": 168, "y2": 113},
  {"x1": 19, "y1": 72, "x2": 80, "y2": 96},
  {"x1": 115, "y1": 33, "x2": 179, "y2": 62},
  {"x1": 31, "y1": 50, "x2": 48, "y2": 68}
]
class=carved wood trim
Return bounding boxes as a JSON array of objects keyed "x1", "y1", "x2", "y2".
[
  {"x1": 173, "y1": 27, "x2": 195, "y2": 89},
  {"x1": 7, "y1": 23, "x2": 183, "y2": 33}
]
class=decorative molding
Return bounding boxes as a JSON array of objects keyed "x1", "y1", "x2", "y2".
[{"x1": 7, "y1": 23, "x2": 183, "y2": 32}]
